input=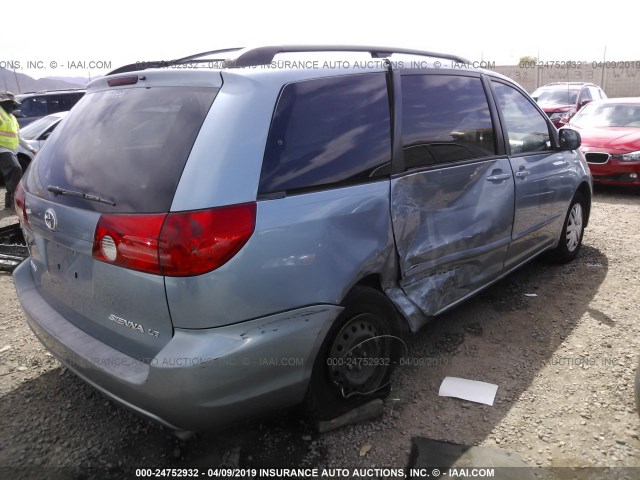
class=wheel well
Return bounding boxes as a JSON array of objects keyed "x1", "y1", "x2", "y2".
[
  {"x1": 349, "y1": 273, "x2": 412, "y2": 336},
  {"x1": 577, "y1": 182, "x2": 591, "y2": 228},
  {"x1": 353, "y1": 273, "x2": 383, "y2": 292}
]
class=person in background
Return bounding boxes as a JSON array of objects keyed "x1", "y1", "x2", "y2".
[{"x1": 0, "y1": 92, "x2": 37, "y2": 209}]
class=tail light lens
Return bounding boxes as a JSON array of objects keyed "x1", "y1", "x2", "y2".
[
  {"x1": 93, "y1": 203, "x2": 256, "y2": 277},
  {"x1": 159, "y1": 203, "x2": 256, "y2": 276},
  {"x1": 14, "y1": 181, "x2": 28, "y2": 224},
  {"x1": 93, "y1": 214, "x2": 165, "y2": 274}
]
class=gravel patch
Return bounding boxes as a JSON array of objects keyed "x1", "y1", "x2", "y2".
[{"x1": 1, "y1": 185, "x2": 639, "y2": 478}]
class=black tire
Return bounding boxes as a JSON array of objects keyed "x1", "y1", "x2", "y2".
[
  {"x1": 305, "y1": 286, "x2": 401, "y2": 421},
  {"x1": 547, "y1": 191, "x2": 586, "y2": 263}
]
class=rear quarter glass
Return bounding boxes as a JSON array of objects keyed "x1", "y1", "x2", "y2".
[
  {"x1": 259, "y1": 73, "x2": 391, "y2": 194},
  {"x1": 25, "y1": 86, "x2": 219, "y2": 213}
]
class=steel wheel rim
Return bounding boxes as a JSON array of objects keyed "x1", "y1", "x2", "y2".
[
  {"x1": 328, "y1": 313, "x2": 391, "y2": 397},
  {"x1": 566, "y1": 203, "x2": 583, "y2": 252}
]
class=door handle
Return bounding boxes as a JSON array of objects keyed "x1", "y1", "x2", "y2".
[
  {"x1": 515, "y1": 170, "x2": 530, "y2": 178},
  {"x1": 486, "y1": 173, "x2": 512, "y2": 181}
]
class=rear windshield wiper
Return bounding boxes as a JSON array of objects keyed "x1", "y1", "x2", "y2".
[{"x1": 47, "y1": 186, "x2": 116, "y2": 206}]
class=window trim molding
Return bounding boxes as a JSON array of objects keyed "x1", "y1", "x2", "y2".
[{"x1": 390, "y1": 154, "x2": 510, "y2": 180}]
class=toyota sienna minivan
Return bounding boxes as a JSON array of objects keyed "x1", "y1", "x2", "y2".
[{"x1": 13, "y1": 45, "x2": 592, "y2": 432}]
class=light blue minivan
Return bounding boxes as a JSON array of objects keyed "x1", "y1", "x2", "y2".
[{"x1": 13, "y1": 46, "x2": 592, "y2": 432}]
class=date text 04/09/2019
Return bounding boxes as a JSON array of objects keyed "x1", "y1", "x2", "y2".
[{"x1": 135, "y1": 468, "x2": 408, "y2": 478}]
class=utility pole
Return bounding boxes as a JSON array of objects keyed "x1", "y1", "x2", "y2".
[
  {"x1": 12, "y1": 67, "x2": 21, "y2": 93},
  {"x1": 601, "y1": 45, "x2": 607, "y2": 90},
  {"x1": 536, "y1": 49, "x2": 540, "y2": 89}
]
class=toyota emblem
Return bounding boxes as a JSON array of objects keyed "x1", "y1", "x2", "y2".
[{"x1": 44, "y1": 209, "x2": 57, "y2": 231}]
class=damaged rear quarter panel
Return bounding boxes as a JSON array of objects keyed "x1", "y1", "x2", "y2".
[{"x1": 165, "y1": 181, "x2": 399, "y2": 329}]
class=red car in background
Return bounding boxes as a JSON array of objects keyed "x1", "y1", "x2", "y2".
[
  {"x1": 532, "y1": 82, "x2": 607, "y2": 128},
  {"x1": 565, "y1": 98, "x2": 640, "y2": 186}
]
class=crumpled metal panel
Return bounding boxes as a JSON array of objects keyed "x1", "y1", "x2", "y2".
[
  {"x1": 383, "y1": 286, "x2": 430, "y2": 333},
  {"x1": 390, "y1": 158, "x2": 515, "y2": 325}
]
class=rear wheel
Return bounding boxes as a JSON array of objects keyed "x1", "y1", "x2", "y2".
[
  {"x1": 305, "y1": 286, "x2": 401, "y2": 420},
  {"x1": 548, "y1": 191, "x2": 586, "y2": 263}
]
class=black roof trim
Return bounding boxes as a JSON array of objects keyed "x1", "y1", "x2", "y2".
[
  {"x1": 15, "y1": 88, "x2": 85, "y2": 95},
  {"x1": 107, "y1": 45, "x2": 470, "y2": 75},
  {"x1": 224, "y1": 45, "x2": 470, "y2": 68}
]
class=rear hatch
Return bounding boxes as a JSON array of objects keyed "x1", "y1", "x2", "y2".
[{"x1": 19, "y1": 71, "x2": 221, "y2": 361}]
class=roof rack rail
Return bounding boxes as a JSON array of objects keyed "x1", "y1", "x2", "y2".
[
  {"x1": 16, "y1": 88, "x2": 85, "y2": 94},
  {"x1": 107, "y1": 47, "x2": 244, "y2": 75},
  {"x1": 107, "y1": 45, "x2": 470, "y2": 75},
  {"x1": 546, "y1": 81, "x2": 591, "y2": 86},
  {"x1": 173, "y1": 47, "x2": 244, "y2": 63},
  {"x1": 224, "y1": 45, "x2": 470, "y2": 68}
]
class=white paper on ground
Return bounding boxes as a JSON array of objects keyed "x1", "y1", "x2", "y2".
[{"x1": 438, "y1": 376, "x2": 499, "y2": 406}]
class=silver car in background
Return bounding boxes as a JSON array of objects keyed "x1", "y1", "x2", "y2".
[
  {"x1": 13, "y1": 46, "x2": 592, "y2": 432},
  {"x1": 16, "y1": 112, "x2": 68, "y2": 170}
]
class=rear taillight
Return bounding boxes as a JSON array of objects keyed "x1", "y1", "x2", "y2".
[
  {"x1": 14, "y1": 181, "x2": 28, "y2": 224},
  {"x1": 93, "y1": 214, "x2": 165, "y2": 274},
  {"x1": 92, "y1": 203, "x2": 256, "y2": 277},
  {"x1": 159, "y1": 203, "x2": 256, "y2": 276}
]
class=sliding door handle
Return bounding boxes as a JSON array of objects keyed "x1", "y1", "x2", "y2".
[{"x1": 486, "y1": 173, "x2": 512, "y2": 181}]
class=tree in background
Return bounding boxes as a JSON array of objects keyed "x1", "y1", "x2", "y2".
[{"x1": 519, "y1": 56, "x2": 538, "y2": 64}]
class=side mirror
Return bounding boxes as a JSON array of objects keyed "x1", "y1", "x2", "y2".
[
  {"x1": 13, "y1": 109, "x2": 23, "y2": 118},
  {"x1": 559, "y1": 128, "x2": 581, "y2": 151}
]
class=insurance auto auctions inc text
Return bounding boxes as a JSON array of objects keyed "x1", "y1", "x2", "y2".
[{"x1": 184, "y1": 467, "x2": 496, "y2": 478}]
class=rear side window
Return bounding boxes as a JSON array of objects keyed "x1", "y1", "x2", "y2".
[
  {"x1": 401, "y1": 74, "x2": 496, "y2": 170},
  {"x1": 27, "y1": 86, "x2": 218, "y2": 213},
  {"x1": 578, "y1": 88, "x2": 592, "y2": 104},
  {"x1": 19, "y1": 96, "x2": 47, "y2": 118},
  {"x1": 259, "y1": 73, "x2": 391, "y2": 194},
  {"x1": 588, "y1": 86, "x2": 604, "y2": 100},
  {"x1": 492, "y1": 81, "x2": 552, "y2": 155},
  {"x1": 48, "y1": 93, "x2": 84, "y2": 113}
]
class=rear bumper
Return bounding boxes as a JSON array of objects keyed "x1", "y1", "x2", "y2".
[{"x1": 14, "y1": 260, "x2": 340, "y2": 431}]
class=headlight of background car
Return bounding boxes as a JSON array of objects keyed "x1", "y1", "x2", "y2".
[
  {"x1": 550, "y1": 112, "x2": 572, "y2": 121},
  {"x1": 613, "y1": 151, "x2": 640, "y2": 162}
]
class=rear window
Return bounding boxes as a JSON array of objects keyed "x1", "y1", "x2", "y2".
[
  {"x1": 259, "y1": 73, "x2": 391, "y2": 195},
  {"x1": 47, "y1": 92, "x2": 84, "y2": 113},
  {"x1": 26, "y1": 86, "x2": 218, "y2": 213}
]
